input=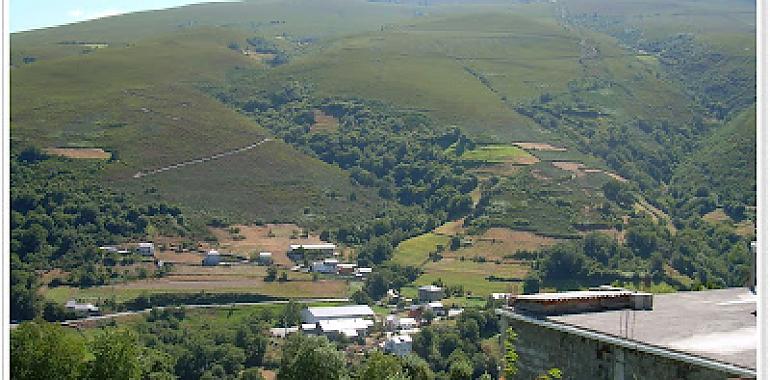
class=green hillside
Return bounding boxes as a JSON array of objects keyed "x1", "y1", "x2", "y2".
[
  {"x1": 670, "y1": 107, "x2": 756, "y2": 221},
  {"x1": 9, "y1": 0, "x2": 756, "y2": 319}
]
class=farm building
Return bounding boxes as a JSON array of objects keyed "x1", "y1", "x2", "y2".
[
  {"x1": 497, "y1": 288, "x2": 756, "y2": 380},
  {"x1": 287, "y1": 243, "x2": 336, "y2": 260},
  {"x1": 98, "y1": 246, "x2": 118, "y2": 253},
  {"x1": 65, "y1": 300, "x2": 99, "y2": 314},
  {"x1": 202, "y1": 250, "x2": 221, "y2": 266},
  {"x1": 384, "y1": 335, "x2": 412, "y2": 356},
  {"x1": 311, "y1": 258, "x2": 339, "y2": 274},
  {"x1": 418, "y1": 285, "x2": 444, "y2": 303},
  {"x1": 317, "y1": 318, "x2": 374, "y2": 339},
  {"x1": 137, "y1": 242, "x2": 155, "y2": 256},
  {"x1": 354, "y1": 267, "x2": 372, "y2": 278},
  {"x1": 258, "y1": 251, "x2": 273, "y2": 265},
  {"x1": 337, "y1": 263, "x2": 357, "y2": 275},
  {"x1": 490, "y1": 293, "x2": 511, "y2": 301},
  {"x1": 301, "y1": 305, "x2": 376, "y2": 324},
  {"x1": 385, "y1": 315, "x2": 418, "y2": 332}
]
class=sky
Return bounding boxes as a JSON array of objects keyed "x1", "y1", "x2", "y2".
[{"x1": 10, "y1": 0, "x2": 234, "y2": 33}]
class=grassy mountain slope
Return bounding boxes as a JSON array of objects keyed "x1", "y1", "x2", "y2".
[
  {"x1": 670, "y1": 107, "x2": 756, "y2": 216},
  {"x1": 10, "y1": 25, "x2": 387, "y2": 223}
]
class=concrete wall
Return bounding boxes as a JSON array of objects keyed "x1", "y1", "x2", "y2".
[{"x1": 502, "y1": 316, "x2": 749, "y2": 380}]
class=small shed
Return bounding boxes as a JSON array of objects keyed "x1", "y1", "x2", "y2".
[
  {"x1": 202, "y1": 250, "x2": 221, "y2": 266},
  {"x1": 258, "y1": 251, "x2": 273, "y2": 265},
  {"x1": 137, "y1": 242, "x2": 155, "y2": 256}
]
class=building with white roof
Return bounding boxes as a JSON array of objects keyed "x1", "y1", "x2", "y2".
[
  {"x1": 418, "y1": 285, "x2": 444, "y2": 302},
  {"x1": 301, "y1": 305, "x2": 376, "y2": 324},
  {"x1": 318, "y1": 318, "x2": 374, "y2": 339},
  {"x1": 137, "y1": 242, "x2": 155, "y2": 256},
  {"x1": 65, "y1": 300, "x2": 99, "y2": 314},
  {"x1": 258, "y1": 251, "x2": 273, "y2": 265}
]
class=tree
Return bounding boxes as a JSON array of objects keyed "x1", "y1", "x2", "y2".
[
  {"x1": 241, "y1": 368, "x2": 266, "y2": 380},
  {"x1": 266, "y1": 266, "x2": 278, "y2": 282},
  {"x1": 537, "y1": 368, "x2": 563, "y2": 380},
  {"x1": 11, "y1": 321, "x2": 87, "y2": 380},
  {"x1": 400, "y1": 355, "x2": 435, "y2": 380},
  {"x1": 88, "y1": 328, "x2": 141, "y2": 380},
  {"x1": 523, "y1": 272, "x2": 541, "y2": 294},
  {"x1": 278, "y1": 334, "x2": 346, "y2": 380},
  {"x1": 450, "y1": 235, "x2": 461, "y2": 251},
  {"x1": 503, "y1": 328, "x2": 519, "y2": 380},
  {"x1": 359, "y1": 351, "x2": 403, "y2": 379},
  {"x1": 448, "y1": 359, "x2": 473, "y2": 380},
  {"x1": 351, "y1": 289, "x2": 372, "y2": 305},
  {"x1": 282, "y1": 300, "x2": 302, "y2": 327}
]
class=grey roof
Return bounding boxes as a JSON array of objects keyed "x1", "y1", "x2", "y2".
[{"x1": 548, "y1": 288, "x2": 757, "y2": 369}]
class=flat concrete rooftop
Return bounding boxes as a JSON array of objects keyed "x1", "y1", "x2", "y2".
[{"x1": 548, "y1": 288, "x2": 757, "y2": 369}]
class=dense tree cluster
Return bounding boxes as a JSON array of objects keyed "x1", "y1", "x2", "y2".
[
  {"x1": 10, "y1": 149, "x2": 189, "y2": 321},
  {"x1": 213, "y1": 81, "x2": 477, "y2": 262},
  {"x1": 411, "y1": 309, "x2": 500, "y2": 379}
]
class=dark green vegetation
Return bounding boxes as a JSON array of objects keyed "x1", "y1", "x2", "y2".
[
  {"x1": 10, "y1": 0, "x2": 755, "y2": 327},
  {"x1": 12, "y1": 321, "x2": 141, "y2": 380},
  {"x1": 11, "y1": 301, "x2": 507, "y2": 380},
  {"x1": 10, "y1": 150, "x2": 187, "y2": 321}
]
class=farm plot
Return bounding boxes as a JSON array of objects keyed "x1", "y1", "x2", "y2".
[
  {"x1": 461, "y1": 145, "x2": 538, "y2": 165},
  {"x1": 44, "y1": 147, "x2": 111, "y2": 159},
  {"x1": 42, "y1": 265, "x2": 348, "y2": 303},
  {"x1": 443, "y1": 227, "x2": 560, "y2": 262},
  {"x1": 209, "y1": 223, "x2": 337, "y2": 267},
  {"x1": 310, "y1": 109, "x2": 339, "y2": 133},
  {"x1": 513, "y1": 142, "x2": 567, "y2": 152},
  {"x1": 390, "y1": 233, "x2": 451, "y2": 267},
  {"x1": 416, "y1": 258, "x2": 530, "y2": 296}
]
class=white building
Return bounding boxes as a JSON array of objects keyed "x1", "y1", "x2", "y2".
[
  {"x1": 137, "y1": 242, "x2": 155, "y2": 256},
  {"x1": 418, "y1": 285, "x2": 444, "y2": 302},
  {"x1": 384, "y1": 335, "x2": 412, "y2": 356},
  {"x1": 491, "y1": 293, "x2": 512, "y2": 301},
  {"x1": 386, "y1": 315, "x2": 418, "y2": 331},
  {"x1": 301, "y1": 305, "x2": 376, "y2": 324},
  {"x1": 65, "y1": 300, "x2": 99, "y2": 314},
  {"x1": 355, "y1": 267, "x2": 373, "y2": 278},
  {"x1": 425, "y1": 301, "x2": 445, "y2": 316},
  {"x1": 318, "y1": 318, "x2": 374, "y2": 339},
  {"x1": 258, "y1": 251, "x2": 273, "y2": 265}
]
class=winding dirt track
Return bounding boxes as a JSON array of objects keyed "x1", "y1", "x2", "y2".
[{"x1": 133, "y1": 138, "x2": 273, "y2": 178}]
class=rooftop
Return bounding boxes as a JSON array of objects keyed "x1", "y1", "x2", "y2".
[
  {"x1": 304, "y1": 305, "x2": 375, "y2": 318},
  {"x1": 289, "y1": 243, "x2": 336, "y2": 250},
  {"x1": 515, "y1": 290, "x2": 634, "y2": 301},
  {"x1": 418, "y1": 285, "x2": 442, "y2": 292},
  {"x1": 546, "y1": 288, "x2": 756, "y2": 369}
]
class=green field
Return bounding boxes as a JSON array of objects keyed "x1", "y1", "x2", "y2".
[
  {"x1": 416, "y1": 259, "x2": 529, "y2": 296},
  {"x1": 461, "y1": 145, "x2": 535, "y2": 163},
  {"x1": 391, "y1": 233, "x2": 451, "y2": 267}
]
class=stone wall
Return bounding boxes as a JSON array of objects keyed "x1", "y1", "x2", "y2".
[{"x1": 502, "y1": 316, "x2": 750, "y2": 380}]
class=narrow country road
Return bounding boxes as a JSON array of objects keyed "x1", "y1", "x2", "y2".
[
  {"x1": 133, "y1": 138, "x2": 273, "y2": 178},
  {"x1": 10, "y1": 298, "x2": 350, "y2": 329}
]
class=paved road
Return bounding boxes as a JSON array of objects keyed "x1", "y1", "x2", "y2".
[
  {"x1": 10, "y1": 297, "x2": 349, "y2": 329},
  {"x1": 133, "y1": 138, "x2": 273, "y2": 178}
]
